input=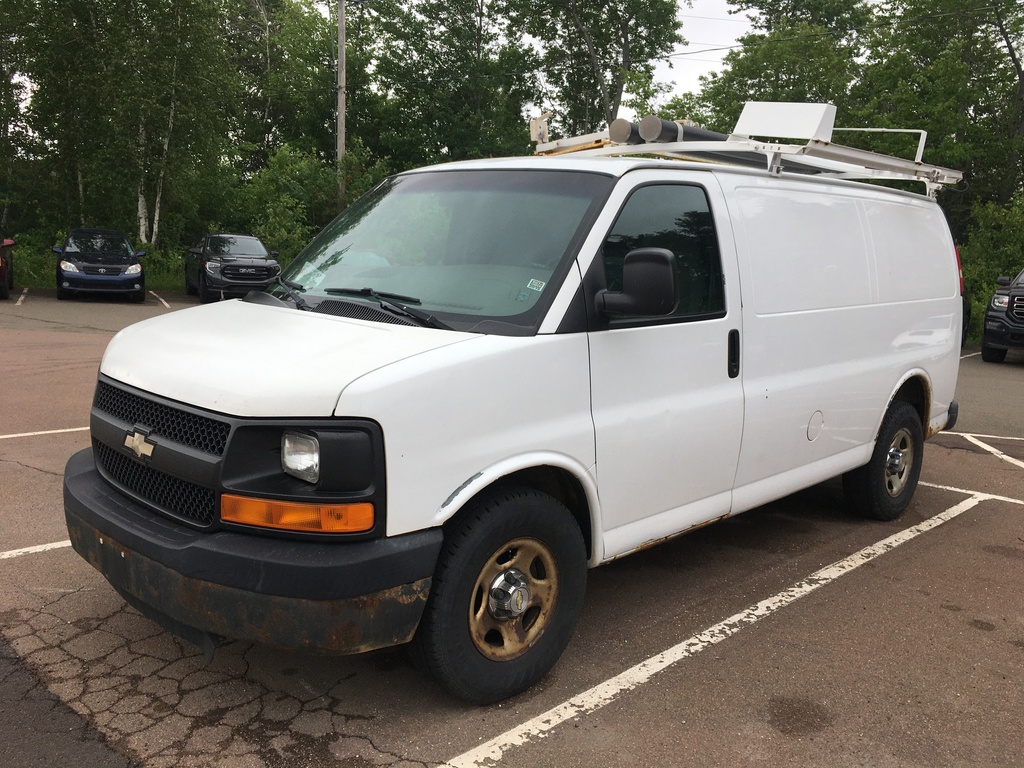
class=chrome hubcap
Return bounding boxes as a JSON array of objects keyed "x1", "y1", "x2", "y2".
[
  {"x1": 488, "y1": 569, "x2": 532, "y2": 620},
  {"x1": 884, "y1": 427, "x2": 913, "y2": 497}
]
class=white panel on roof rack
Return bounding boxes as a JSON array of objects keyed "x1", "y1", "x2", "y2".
[{"x1": 732, "y1": 102, "x2": 837, "y2": 141}]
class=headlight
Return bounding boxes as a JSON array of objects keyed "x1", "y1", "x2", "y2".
[
  {"x1": 125, "y1": 263, "x2": 142, "y2": 275},
  {"x1": 60, "y1": 260, "x2": 79, "y2": 273},
  {"x1": 282, "y1": 431, "x2": 320, "y2": 483},
  {"x1": 991, "y1": 294, "x2": 1008, "y2": 310},
  {"x1": 204, "y1": 261, "x2": 221, "y2": 275}
]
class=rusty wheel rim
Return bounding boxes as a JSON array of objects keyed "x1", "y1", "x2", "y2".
[{"x1": 468, "y1": 537, "x2": 559, "y2": 661}]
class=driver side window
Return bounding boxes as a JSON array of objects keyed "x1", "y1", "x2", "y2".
[{"x1": 603, "y1": 184, "x2": 725, "y2": 322}]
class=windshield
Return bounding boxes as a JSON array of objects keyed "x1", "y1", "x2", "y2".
[
  {"x1": 66, "y1": 232, "x2": 133, "y2": 256},
  {"x1": 276, "y1": 169, "x2": 613, "y2": 334},
  {"x1": 207, "y1": 235, "x2": 268, "y2": 256}
]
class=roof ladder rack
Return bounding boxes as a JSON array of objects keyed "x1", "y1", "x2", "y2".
[{"x1": 533, "y1": 102, "x2": 963, "y2": 197}]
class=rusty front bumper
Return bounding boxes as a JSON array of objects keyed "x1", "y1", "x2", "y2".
[{"x1": 64, "y1": 449, "x2": 442, "y2": 655}]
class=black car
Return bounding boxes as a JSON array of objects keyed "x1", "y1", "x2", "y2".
[
  {"x1": 0, "y1": 232, "x2": 13, "y2": 300},
  {"x1": 981, "y1": 267, "x2": 1024, "y2": 362},
  {"x1": 53, "y1": 228, "x2": 146, "y2": 302},
  {"x1": 184, "y1": 234, "x2": 280, "y2": 303}
]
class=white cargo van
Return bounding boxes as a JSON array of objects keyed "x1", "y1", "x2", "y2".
[{"x1": 64, "y1": 103, "x2": 962, "y2": 703}]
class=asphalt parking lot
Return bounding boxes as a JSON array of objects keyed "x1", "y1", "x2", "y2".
[{"x1": 1, "y1": 287, "x2": 1022, "y2": 767}]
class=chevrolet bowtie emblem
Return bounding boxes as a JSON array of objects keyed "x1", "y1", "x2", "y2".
[{"x1": 124, "y1": 429, "x2": 155, "y2": 459}]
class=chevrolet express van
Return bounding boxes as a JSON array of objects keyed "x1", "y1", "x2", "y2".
[{"x1": 64, "y1": 104, "x2": 962, "y2": 703}]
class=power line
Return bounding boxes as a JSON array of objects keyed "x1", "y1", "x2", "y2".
[{"x1": 666, "y1": 1, "x2": 1019, "y2": 61}]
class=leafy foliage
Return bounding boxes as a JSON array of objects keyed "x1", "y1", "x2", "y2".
[{"x1": 1, "y1": 0, "x2": 1023, "y2": 313}]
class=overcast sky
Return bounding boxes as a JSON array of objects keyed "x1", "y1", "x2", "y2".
[{"x1": 659, "y1": 0, "x2": 757, "y2": 95}]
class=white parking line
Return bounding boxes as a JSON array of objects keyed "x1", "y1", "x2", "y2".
[
  {"x1": 0, "y1": 540, "x2": 72, "y2": 560},
  {"x1": 960, "y1": 351, "x2": 980, "y2": 360},
  {"x1": 959, "y1": 435, "x2": 1024, "y2": 470},
  {"x1": 15, "y1": 287, "x2": 27, "y2": 306},
  {"x1": 148, "y1": 290, "x2": 170, "y2": 308},
  {"x1": 0, "y1": 427, "x2": 89, "y2": 440},
  {"x1": 444, "y1": 490, "x2": 1012, "y2": 768}
]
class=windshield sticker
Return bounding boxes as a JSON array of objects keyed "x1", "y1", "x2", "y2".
[{"x1": 527, "y1": 279, "x2": 546, "y2": 292}]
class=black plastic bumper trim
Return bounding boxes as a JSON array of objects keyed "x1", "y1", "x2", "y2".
[{"x1": 64, "y1": 448, "x2": 442, "y2": 601}]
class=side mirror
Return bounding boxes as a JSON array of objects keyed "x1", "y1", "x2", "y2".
[
  {"x1": 598, "y1": 247, "x2": 677, "y2": 317},
  {"x1": 1, "y1": 238, "x2": 13, "y2": 247},
  {"x1": 189, "y1": 247, "x2": 203, "y2": 255},
  {"x1": 996, "y1": 276, "x2": 1011, "y2": 286},
  {"x1": 135, "y1": 250, "x2": 146, "y2": 258},
  {"x1": 270, "y1": 251, "x2": 279, "y2": 258},
  {"x1": 52, "y1": 246, "x2": 62, "y2": 254}
]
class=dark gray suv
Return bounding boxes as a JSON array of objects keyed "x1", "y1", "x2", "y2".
[
  {"x1": 981, "y1": 267, "x2": 1024, "y2": 362},
  {"x1": 185, "y1": 234, "x2": 280, "y2": 303}
]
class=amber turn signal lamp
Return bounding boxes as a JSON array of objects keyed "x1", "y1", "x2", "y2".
[{"x1": 221, "y1": 494, "x2": 374, "y2": 533}]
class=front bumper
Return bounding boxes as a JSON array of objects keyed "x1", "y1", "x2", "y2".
[
  {"x1": 982, "y1": 316, "x2": 1024, "y2": 350},
  {"x1": 59, "y1": 271, "x2": 143, "y2": 294},
  {"x1": 64, "y1": 449, "x2": 442, "y2": 655},
  {"x1": 204, "y1": 273, "x2": 276, "y2": 298}
]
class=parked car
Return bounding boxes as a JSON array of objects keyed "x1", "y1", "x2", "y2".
[
  {"x1": 0, "y1": 232, "x2": 13, "y2": 300},
  {"x1": 53, "y1": 228, "x2": 145, "y2": 302},
  {"x1": 981, "y1": 267, "x2": 1024, "y2": 362},
  {"x1": 184, "y1": 234, "x2": 280, "y2": 303}
]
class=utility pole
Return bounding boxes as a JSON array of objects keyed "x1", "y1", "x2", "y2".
[{"x1": 336, "y1": 0, "x2": 346, "y2": 211}]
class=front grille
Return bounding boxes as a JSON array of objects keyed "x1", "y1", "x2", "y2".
[
  {"x1": 94, "y1": 440, "x2": 216, "y2": 527},
  {"x1": 222, "y1": 264, "x2": 272, "y2": 280},
  {"x1": 82, "y1": 265, "x2": 123, "y2": 275},
  {"x1": 94, "y1": 381, "x2": 230, "y2": 456},
  {"x1": 1011, "y1": 295, "x2": 1024, "y2": 322},
  {"x1": 313, "y1": 299, "x2": 417, "y2": 326}
]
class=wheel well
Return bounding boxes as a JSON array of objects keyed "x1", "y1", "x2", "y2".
[
  {"x1": 891, "y1": 375, "x2": 927, "y2": 426},
  {"x1": 444, "y1": 467, "x2": 594, "y2": 560}
]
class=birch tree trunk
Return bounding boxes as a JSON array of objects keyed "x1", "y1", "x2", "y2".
[{"x1": 136, "y1": 118, "x2": 149, "y2": 244}]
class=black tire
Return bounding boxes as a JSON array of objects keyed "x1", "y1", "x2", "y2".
[
  {"x1": 56, "y1": 287, "x2": 72, "y2": 301},
  {"x1": 843, "y1": 401, "x2": 924, "y2": 521},
  {"x1": 981, "y1": 343, "x2": 1006, "y2": 363},
  {"x1": 410, "y1": 486, "x2": 587, "y2": 704},
  {"x1": 198, "y1": 273, "x2": 215, "y2": 303},
  {"x1": 185, "y1": 270, "x2": 197, "y2": 296},
  {"x1": 129, "y1": 288, "x2": 145, "y2": 303},
  {"x1": 0, "y1": 277, "x2": 7, "y2": 300}
]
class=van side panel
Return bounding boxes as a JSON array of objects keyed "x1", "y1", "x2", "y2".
[
  {"x1": 721, "y1": 175, "x2": 959, "y2": 511},
  {"x1": 336, "y1": 333, "x2": 597, "y2": 542}
]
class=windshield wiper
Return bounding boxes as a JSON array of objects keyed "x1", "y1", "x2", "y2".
[
  {"x1": 273, "y1": 276, "x2": 311, "y2": 311},
  {"x1": 324, "y1": 287, "x2": 450, "y2": 330}
]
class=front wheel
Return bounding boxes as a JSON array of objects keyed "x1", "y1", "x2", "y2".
[
  {"x1": 411, "y1": 486, "x2": 587, "y2": 703},
  {"x1": 198, "y1": 273, "x2": 216, "y2": 303},
  {"x1": 843, "y1": 401, "x2": 924, "y2": 521},
  {"x1": 981, "y1": 343, "x2": 1007, "y2": 363}
]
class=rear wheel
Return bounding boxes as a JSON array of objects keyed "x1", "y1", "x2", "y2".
[
  {"x1": 981, "y1": 343, "x2": 1006, "y2": 363},
  {"x1": 410, "y1": 486, "x2": 587, "y2": 703},
  {"x1": 843, "y1": 401, "x2": 923, "y2": 521}
]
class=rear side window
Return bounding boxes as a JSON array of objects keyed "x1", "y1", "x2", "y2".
[{"x1": 603, "y1": 184, "x2": 725, "y2": 322}]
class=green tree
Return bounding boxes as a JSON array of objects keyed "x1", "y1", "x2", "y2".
[
  {"x1": 513, "y1": 0, "x2": 683, "y2": 135},
  {"x1": 687, "y1": 20, "x2": 861, "y2": 133},
  {"x1": 369, "y1": 0, "x2": 541, "y2": 167},
  {"x1": 19, "y1": 0, "x2": 232, "y2": 245},
  {"x1": 849, "y1": 0, "x2": 1024, "y2": 237}
]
